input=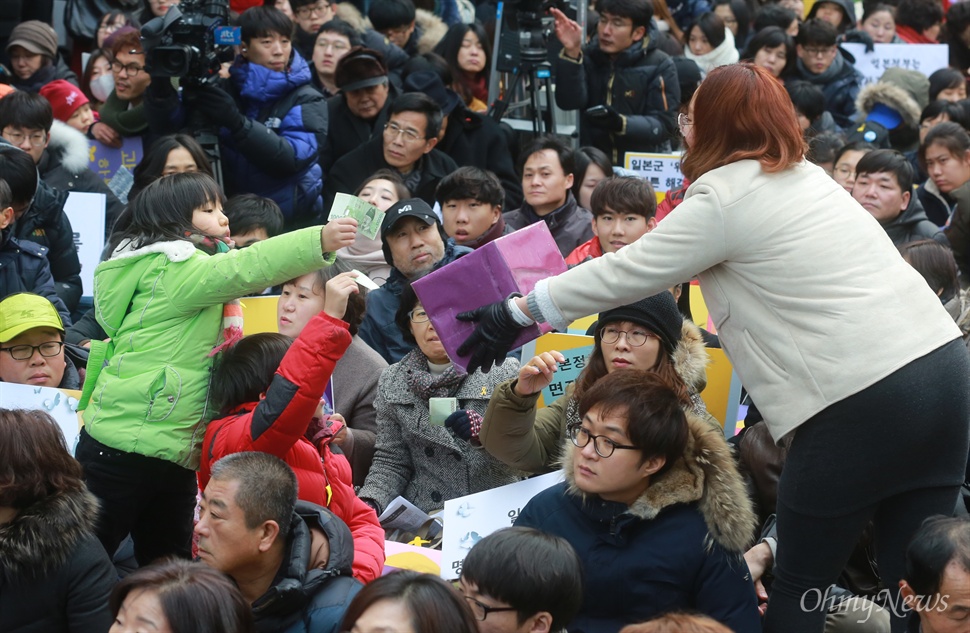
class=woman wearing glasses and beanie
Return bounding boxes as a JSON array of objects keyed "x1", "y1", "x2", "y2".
[
  {"x1": 481, "y1": 290, "x2": 719, "y2": 474},
  {"x1": 515, "y1": 370, "x2": 759, "y2": 632},
  {"x1": 459, "y1": 63, "x2": 970, "y2": 633},
  {"x1": 356, "y1": 282, "x2": 523, "y2": 515}
]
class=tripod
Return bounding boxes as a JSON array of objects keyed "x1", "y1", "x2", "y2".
[{"x1": 489, "y1": 55, "x2": 557, "y2": 137}]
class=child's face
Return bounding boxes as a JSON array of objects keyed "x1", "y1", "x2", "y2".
[
  {"x1": 192, "y1": 201, "x2": 230, "y2": 238},
  {"x1": 66, "y1": 103, "x2": 96, "y2": 132}
]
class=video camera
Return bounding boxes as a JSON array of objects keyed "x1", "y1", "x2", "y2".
[
  {"x1": 495, "y1": 0, "x2": 567, "y2": 72},
  {"x1": 141, "y1": 0, "x2": 241, "y2": 85}
]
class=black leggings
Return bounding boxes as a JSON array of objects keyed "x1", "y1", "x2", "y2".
[{"x1": 763, "y1": 340, "x2": 970, "y2": 633}]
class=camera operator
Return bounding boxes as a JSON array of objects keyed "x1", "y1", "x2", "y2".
[
  {"x1": 551, "y1": 0, "x2": 680, "y2": 164},
  {"x1": 145, "y1": 5, "x2": 328, "y2": 229}
]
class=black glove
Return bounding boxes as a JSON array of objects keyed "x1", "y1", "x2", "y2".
[
  {"x1": 587, "y1": 104, "x2": 625, "y2": 132},
  {"x1": 190, "y1": 84, "x2": 245, "y2": 132},
  {"x1": 444, "y1": 410, "x2": 473, "y2": 441},
  {"x1": 841, "y1": 29, "x2": 875, "y2": 53},
  {"x1": 456, "y1": 295, "x2": 525, "y2": 374}
]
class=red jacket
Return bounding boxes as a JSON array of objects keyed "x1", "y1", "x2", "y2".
[
  {"x1": 199, "y1": 311, "x2": 385, "y2": 583},
  {"x1": 565, "y1": 236, "x2": 604, "y2": 266}
]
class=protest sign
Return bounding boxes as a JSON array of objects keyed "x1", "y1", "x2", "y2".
[
  {"x1": 240, "y1": 296, "x2": 281, "y2": 335},
  {"x1": 63, "y1": 192, "x2": 106, "y2": 298},
  {"x1": 412, "y1": 223, "x2": 567, "y2": 371},
  {"x1": 623, "y1": 152, "x2": 683, "y2": 200},
  {"x1": 88, "y1": 137, "x2": 143, "y2": 201},
  {"x1": 519, "y1": 333, "x2": 594, "y2": 408},
  {"x1": 0, "y1": 383, "x2": 82, "y2": 454},
  {"x1": 383, "y1": 541, "x2": 442, "y2": 575},
  {"x1": 441, "y1": 471, "x2": 564, "y2": 579},
  {"x1": 328, "y1": 193, "x2": 384, "y2": 239},
  {"x1": 840, "y1": 43, "x2": 948, "y2": 87}
]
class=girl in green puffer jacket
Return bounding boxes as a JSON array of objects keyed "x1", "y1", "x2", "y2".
[{"x1": 75, "y1": 172, "x2": 358, "y2": 565}]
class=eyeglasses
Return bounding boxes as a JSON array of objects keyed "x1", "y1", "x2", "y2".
[
  {"x1": 463, "y1": 596, "x2": 518, "y2": 622},
  {"x1": 98, "y1": 22, "x2": 123, "y2": 33},
  {"x1": 409, "y1": 308, "x2": 430, "y2": 323},
  {"x1": 599, "y1": 326, "x2": 656, "y2": 347},
  {"x1": 296, "y1": 1, "x2": 331, "y2": 18},
  {"x1": 316, "y1": 38, "x2": 350, "y2": 52},
  {"x1": 677, "y1": 112, "x2": 692, "y2": 132},
  {"x1": 600, "y1": 17, "x2": 634, "y2": 29},
  {"x1": 111, "y1": 60, "x2": 145, "y2": 76},
  {"x1": 2, "y1": 129, "x2": 47, "y2": 147},
  {"x1": 0, "y1": 341, "x2": 64, "y2": 361},
  {"x1": 802, "y1": 46, "x2": 836, "y2": 58},
  {"x1": 567, "y1": 423, "x2": 639, "y2": 458},
  {"x1": 384, "y1": 121, "x2": 424, "y2": 143},
  {"x1": 833, "y1": 165, "x2": 855, "y2": 179}
]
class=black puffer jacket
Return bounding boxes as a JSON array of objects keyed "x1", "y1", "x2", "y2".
[
  {"x1": 0, "y1": 489, "x2": 116, "y2": 633},
  {"x1": 503, "y1": 192, "x2": 594, "y2": 257},
  {"x1": 554, "y1": 25, "x2": 681, "y2": 164},
  {"x1": 11, "y1": 179, "x2": 83, "y2": 312},
  {"x1": 882, "y1": 193, "x2": 946, "y2": 246},
  {"x1": 322, "y1": 83, "x2": 399, "y2": 172},
  {"x1": 252, "y1": 501, "x2": 362, "y2": 633}
]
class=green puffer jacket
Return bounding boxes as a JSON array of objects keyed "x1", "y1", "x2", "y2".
[{"x1": 81, "y1": 227, "x2": 330, "y2": 469}]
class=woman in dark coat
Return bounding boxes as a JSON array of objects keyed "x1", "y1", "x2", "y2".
[{"x1": 0, "y1": 408, "x2": 116, "y2": 633}]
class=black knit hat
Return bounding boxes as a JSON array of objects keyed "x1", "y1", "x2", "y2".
[{"x1": 596, "y1": 292, "x2": 683, "y2": 355}]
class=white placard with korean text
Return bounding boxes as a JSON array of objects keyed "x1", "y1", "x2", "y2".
[
  {"x1": 64, "y1": 191, "x2": 106, "y2": 298},
  {"x1": 623, "y1": 152, "x2": 684, "y2": 193},
  {"x1": 440, "y1": 470, "x2": 564, "y2": 579},
  {"x1": 0, "y1": 383, "x2": 82, "y2": 454},
  {"x1": 840, "y1": 43, "x2": 949, "y2": 87}
]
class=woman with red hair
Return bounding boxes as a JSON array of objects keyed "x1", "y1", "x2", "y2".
[{"x1": 459, "y1": 63, "x2": 970, "y2": 633}]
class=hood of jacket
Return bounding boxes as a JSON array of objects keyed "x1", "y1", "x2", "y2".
[
  {"x1": 230, "y1": 49, "x2": 313, "y2": 105},
  {"x1": 674, "y1": 318, "x2": 711, "y2": 394},
  {"x1": 335, "y1": 2, "x2": 367, "y2": 31},
  {"x1": 855, "y1": 80, "x2": 922, "y2": 128},
  {"x1": 251, "y1": 501, "x2": 355, "y2": 620},
  {"x1": 561, "y1": 411, "x2": 756, "y2": 553},
  {"x1": 12, "y1": 176, "x2": 69, "y2": 239},
  {"x1": 414, "y1": 9, "x2": 448, "y2": 55},
  {"x1": 95, "y1": 239, "x2": 197, "y2": 335},
  {"x1": 0, "y1": 489, "x2": 100, "y2": 580},
  {"x1": 42, "y1": 119, "x2": 91, "y2": 176}
]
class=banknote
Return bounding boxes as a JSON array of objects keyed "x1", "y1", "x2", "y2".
[{"x1": 328, "y1": 192, "x2": 384, "y2": 239}]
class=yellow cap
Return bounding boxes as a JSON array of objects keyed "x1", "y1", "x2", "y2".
[{"x1": 0, "y1": 293, "x2": 64, "y2": 341}]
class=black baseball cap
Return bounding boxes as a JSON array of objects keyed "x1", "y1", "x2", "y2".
[{"x1": 380, "y1": 198, "x2": 443, "y2": 265}]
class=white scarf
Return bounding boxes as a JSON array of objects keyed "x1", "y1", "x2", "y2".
[{"x1": 684, "y1": 28, "x2": 740, "y2": 77}]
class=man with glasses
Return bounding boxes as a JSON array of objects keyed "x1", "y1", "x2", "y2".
[
  {"x1": 515, "y1": 369, "x2": 761, "y2": 633},
  {"x1": 310, "y1": 19, "x2": 359, "y2": 98},
  {"x1": 0, "y1": 91, "x2": 124, "y2": 241},
  {"x1": 792, "y1": 19, "x2": 862, "y2": 130},
  {"x1": 459, "y1": 527, "x2": 583, "y2": 633},
  {"x1": 97, "y1": 28, "x2": 152, "y2": 143},
  {"x1": 0, "y1": 293, "x2": 84, "y2": 389},
  {"x1": 288, "y1": 0, "x2": 409, "y2": 78},
  {"x1": 323, "y1": 92, "x2": 458, "y2": 211},
  {"x1": 549, "y1": 0, "x2": 681, "y2": 164}
]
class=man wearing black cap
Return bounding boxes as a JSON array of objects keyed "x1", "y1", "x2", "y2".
[
  {"x1": 358, "y1": 198, "x2": 470, "y2": 363},
  {"x1": 322, "y1": 47, "x2": 399, "y2": 171},
  {"x1": 403, "y1": 71, "x2": 523, "y2": 209},
  {"x1": 323, "y1": 92, "x2": 458, "y2": 211}
]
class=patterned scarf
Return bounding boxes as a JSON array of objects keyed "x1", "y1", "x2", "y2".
[
  {"x1": 186, "y1": 231, "x2": 243, "y2": 356},
  {"x1": 400, "y1": 348, "x2": 467, "y2": 400}
]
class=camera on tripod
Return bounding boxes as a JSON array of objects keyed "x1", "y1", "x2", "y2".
[
  {"x1": 495, "y1": 0, "x2": 567, "y2": 72},
  {"x1": 141, "y1": 0, "x2": 241, "y2": 85}
]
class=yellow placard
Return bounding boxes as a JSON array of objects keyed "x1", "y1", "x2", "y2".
[
  {"x1": 241, "y1": 295, "x2": 282, "y2": 335},
  {"x1": 520, "y1": 333, "x2": 595, "y2": 408}
]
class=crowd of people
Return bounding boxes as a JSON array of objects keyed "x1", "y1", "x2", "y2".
[{"x1": 1, "y1": 0, "x2": 970, "y2": 632}]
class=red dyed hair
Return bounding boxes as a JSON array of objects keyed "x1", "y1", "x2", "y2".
[{"x1": 681, "y1": 63, "x2": 807, "y2": 182}]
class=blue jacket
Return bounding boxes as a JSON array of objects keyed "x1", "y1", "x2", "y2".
[
  {"x1": 515, "y1": 415, "x2": 760, "y2": 633},
  {"x1": 223, "y1": 52, "x2": 328, "y2": 225},
  {"x1": 0, "y1": 229, "x2": 71, "y2": 324},
  {"x1": 358, "y1": 240, "x2": 471, "y2": 364}
]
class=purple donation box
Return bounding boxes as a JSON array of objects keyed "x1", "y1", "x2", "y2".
[{"x1": 412, "y1": 222, "x2": 567, "y2": 371}]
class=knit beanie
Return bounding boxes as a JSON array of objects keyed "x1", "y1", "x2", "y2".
[
  {"x1": 6, "y1": 21, "x2": 59, "y2": 60},
  {"x1": 596, "y1": 292, "x2": 684, "y2": 355},
  {"x1": 39, "y1": 80, "x2": 90, "y2": 122}
]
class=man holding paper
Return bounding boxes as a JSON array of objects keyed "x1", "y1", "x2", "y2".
[{"x1": 359, "y1": 198, "x2": 470, "y2": 363}]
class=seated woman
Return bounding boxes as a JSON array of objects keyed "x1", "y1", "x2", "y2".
[
  {"x1": 0, "y1": 408, "x2": 115, "y2": 632},
  {"x1": 200, "y1": 271, "x2": 385, "y2": 583},
  {"x1": 917, "y1": 122, "x2": 970, "y2": 227},
  {"x1": 357, "y1": 283, "x2": 523, "y2": 514},
  {"x1": 481, "y1": 290, "x2": 716, "y2": 474},
  {"x1": 277, "y1": 258, "x2": 389, "y2": 486},
  {"x1": 515, "y1": 370, "x2": 759, "y2": 633}
]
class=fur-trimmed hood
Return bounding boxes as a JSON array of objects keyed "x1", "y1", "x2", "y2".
[
  {"x1": 855, "y1": 81, "x2": 922, "y2": 128},
  {"x1": 562, "y1": 411, "x2": 757, "y2": 553},
  {"x1": 674, "y1": 318, "x2": 710, "y2": 394},
  {"x1": 0, "y1": 489, "x2": 100, "y2": 580},
  {"x1": 414, "y1": 9, "x2": 447, "y2": 55},
  {"x1": 44, "y1": 119, "x2": 91, "y2": 175}
]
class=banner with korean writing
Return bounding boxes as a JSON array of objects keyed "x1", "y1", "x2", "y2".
[
  {"x1": 623, "y1": 152, "x2": 683, "y2": 200},
  {"x1": 89, "y1": 136, "x2": 142, "y2": 189},
  {"x1": 840, "y1": 43, "x2": 948, "y2": 87},
  {"x1": 519, "y1": 333, "x2": 594, "y2": 408},
  {"x1": 441, "y1": 471, "x2": 563, "y2": 579}
]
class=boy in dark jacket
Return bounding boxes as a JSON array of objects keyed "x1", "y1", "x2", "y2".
[
  {"x1": 791, "y1": 19, "x2": 863, "y2": 130},
  {"x1": 549, "y1": 0, "x2": 681, "y2": 164}
]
